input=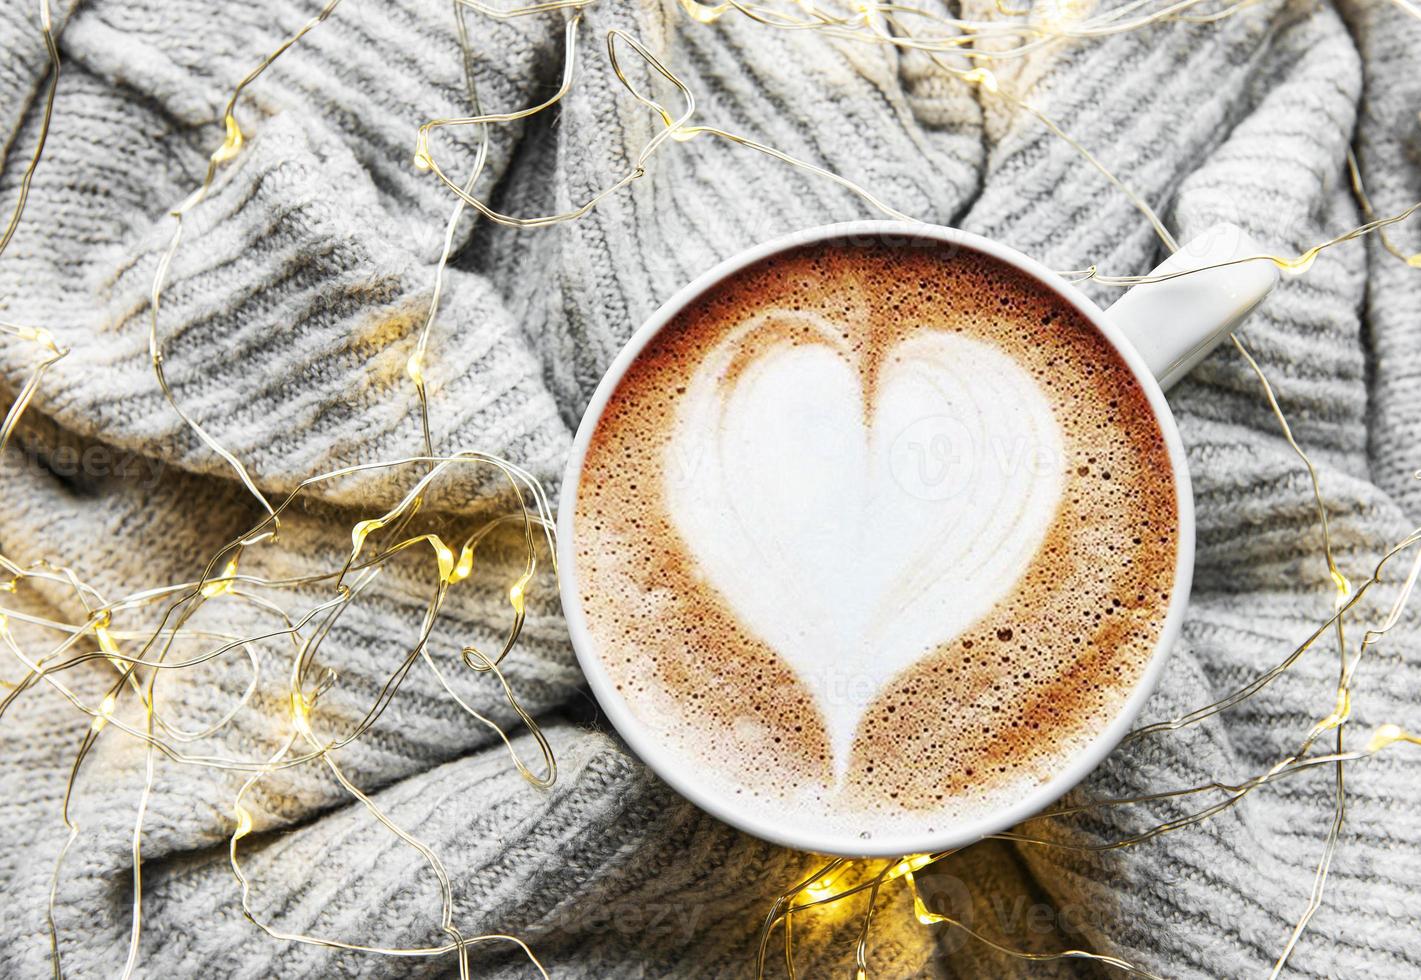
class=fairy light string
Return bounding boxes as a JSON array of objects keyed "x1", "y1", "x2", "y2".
[
  {"x1": 145, "y1": 0, "x2": 348, "y2": 523},
  {"x1": 0, "y1": 0, "x2": 58, "y2": 258},
  {"x1": 0, "y1": 0, "x2": 67, "y2": 460},
  {"x1": 2, "y1": 4, "x2": 559, "y2": 973},
  {"x1": 0, "y1": 0, "x2": 1418, "y2": 976}
]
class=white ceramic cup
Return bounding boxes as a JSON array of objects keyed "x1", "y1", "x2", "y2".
[{"x1": 557, "y1": 221, "x2": 1279, "y2": 857}]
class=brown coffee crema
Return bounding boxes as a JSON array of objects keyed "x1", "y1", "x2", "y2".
[{"x1": 573, "y1": 241, "x2": 1178, "y2": 838}]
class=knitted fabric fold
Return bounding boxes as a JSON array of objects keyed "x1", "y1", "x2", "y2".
[{"x1": 1, "y1": 0, "x2": 1418, "y2": 976}]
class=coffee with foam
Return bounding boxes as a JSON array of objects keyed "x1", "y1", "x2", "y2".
[{"x1": 572, "y1": 239, "x2": 1177, "y2": 841}]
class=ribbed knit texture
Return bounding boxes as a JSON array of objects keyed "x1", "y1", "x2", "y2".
[{"x1": 0, "y1": 0, "x2": 1417, "y2": 976}]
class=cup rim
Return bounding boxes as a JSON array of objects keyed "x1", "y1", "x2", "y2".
[{"x1": 556, "y1": 220, "x2": 1196, "y2": 858}]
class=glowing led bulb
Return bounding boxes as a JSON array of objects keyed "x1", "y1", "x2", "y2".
[
  {"x1": 909, "y1": 873, "x2": 947, "y2": 924},
  {"x1": 677, "y1": 0, "x2": 732, "y2": 24},
  {"x1": 412, "y1": 130, "x2": 433, "y2": 171},
  {"x1": 291, "y1": 691, "x2": 313, "y2": 736},
  {"x1": 962, "y1": 67, "x2": 1000, "y2": 94},
  {"x1": 432, "y1": 536, "x2": 455, "y2": 583},
  {"x1": 449, "y1": 544, "x2": 475, "y2": 584},
  {"x1": 351, "y1": 517, "x2": 387, "y2": 554},
  {"x1": 234, "y1": 807, "x2": 253, "y2": 839},
  {"x1": 406, "y1": 350, "x2": 425, "y2": 386},
  {"x1": 901, "y1": 859, "x2": 951, "y2": 925},
  {"x1": 1274, "y1": 248, "x2": 1318, "y2": 276},
  {"x1": 1310, "y1": 687, "x2": 1352, "y2": 738},
  {"x1": 1367, "y1": 723, "x2": 1420, "y2": 752},
  {"x1": 801, "y1": 868, "x2": 844, "y2": 902},
  {"x1": 887, "y1": 853, "x2": 934, "y2": 881},
  {"x1": 201, "y1": 555, "x2": 240, "y2": 598},
  {"x1": 913, "y1": 897, "x2": 941, "y2": 924},
  {"x1": 211, "y1": 114, "x2": 244, "y2": 164},
  {"x1": 1038, "y1": 0, "x2": 1091, "y2": 29},
  {"x1": 95, "y1": 622, "x2": 122, "y2": 664},
  {"x1": 13, "y1": 324, "x2": 58, "y2": 352},
  {"x1": 91, "y1": 693, "x2": 117, "y2": 731},
  {"x1": 509, "y1": 572, "x2": 533, "y2": 614},
  {"x1": 1368, "y1": 723, "x2": 1402, "y2": 752},
  {"x1": 1329, "y1": 567, "x2": 1352, "y2": 598}
]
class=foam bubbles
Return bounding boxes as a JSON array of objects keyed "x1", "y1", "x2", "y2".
[{"x1": 573, "y1": 240, "x2": 1178, "y2": 840}]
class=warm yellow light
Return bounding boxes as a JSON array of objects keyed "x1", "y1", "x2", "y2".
[
  {"x1": 91, "y1": 693, "x2": 117, "y2": 731},
  {"x1": 95, "y1": 623, "x2": 121, "y2": 659},
  {"x1": 432, "y1": 536, "x2": 456, "y2": 583},
  {"x1": 201, "y1": 555, "x2": 240, "y2": 598},
  {"x1": 211, "y1": 114, "x2": 244, "y2": 164},
  {"x1": 676, "y1": 0, "x2": 733, "y2": 24},
  {"x1": 886, "y1": 853, "x2": 934, "y2": 882},
  {"x1": 801, "y1": 868, "x2": 844, "y2": 902},
  {"x1": 907, "y1": 871, "x2": 947, "y2": 924},
  {"x1": 1275, "y1": 248, "x2": 1318, "y2": 275},
  {"x1": 17, "y1": 325, "x2": 59, "y2": 352},
  {"x1": 1367, "y1": 723, "x2": 1421, "y2": 753},
  {"x1": 291, "y1": 691, "x2": 312, "y2": 736},
  {"x1": 1311, "y1": 687, "x2": 1352, "y2": 738},
  {"x1": 509, "y1": 573, "x2": 531, "y2": 614},
  {"x1": 350, "y1": 517, "x2": 386, "y2": 554},
  {"x1": 412, "y1": 130, "x2": 433, "y2": 171},
  {"x1": 962, "y1": 67, "x2": 999, "y2": 94},
  {"x1": 1329, "y1": 567, "x2": 1352, "y2": 598},
  {"x1": 1038, "y1": 0, "x2": 1092, "y2": 29},
  {"x1": 449, "y1": 544, "x2": 474, "y2": 584}
]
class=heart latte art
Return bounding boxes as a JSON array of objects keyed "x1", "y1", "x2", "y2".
[
  {"x1": 573, "y1": 242, "x2": 1178, "y2": 839},
  {"x1": 665, "y1": 313, "x2": 1064, "y2": 777}
]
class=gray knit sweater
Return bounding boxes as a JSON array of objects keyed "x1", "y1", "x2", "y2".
[{"x1": 1, "y1": 0, "x2": 1418, "y2": 976}]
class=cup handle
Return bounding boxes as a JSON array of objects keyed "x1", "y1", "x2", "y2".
[{"x1": 1101, "y1": 222, "x2": 1280, "y2": 390}]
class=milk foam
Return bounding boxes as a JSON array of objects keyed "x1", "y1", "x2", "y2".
[{"x1": 664, "y1": 312, "x2": 1064, "y2": 777}]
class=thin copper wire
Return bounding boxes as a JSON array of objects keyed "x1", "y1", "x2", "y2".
[
  {"x1": 0, "y1": 0, "x2": 58, "y2": 259},
  {"x1": 0, "y1": 0, "x2": 68, "y2": 459}
]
